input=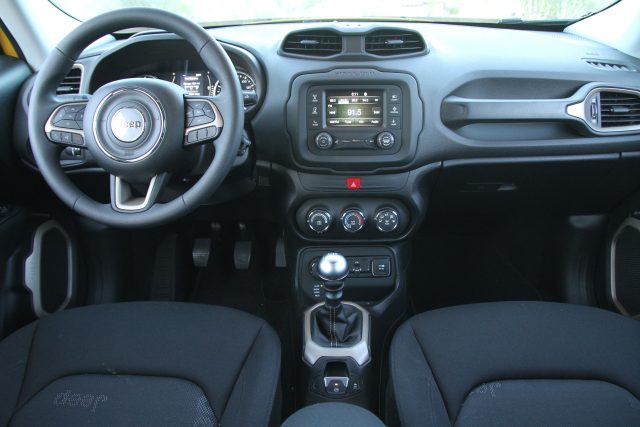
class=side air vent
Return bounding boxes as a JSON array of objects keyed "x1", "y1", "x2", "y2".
[
  {"x1": 600, "y1": 91, "x2": 640, "y2": 128},
  {"x1": 365, "y1": 30, "x2": 426, "y2": 56},
  {"x1": 584, "y1": 59, "x2": 632, "y2": 72},
  {"x1": 567, "y1": 87, "x2": 640, "y2": 133},
  {"x1": 281, "y1": 31, "x2": 342, "y2": 57},
  {"x1": 56, "y1": 65, "x2": 82, "y2": 95}
]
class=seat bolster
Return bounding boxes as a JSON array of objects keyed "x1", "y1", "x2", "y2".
[
  {"x1": 0, "y1": 323, "x2": 36, "y2": 426},
  {"x1": 389, "y1": 321, "x2": 451, "y2": 427},
  {"x1": 220, "y1": 323, "x2": 282, "y2": 427}
]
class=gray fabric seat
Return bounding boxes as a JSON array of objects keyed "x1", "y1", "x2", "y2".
[
  {"x1": 388, "y1": 301, "x2": 640, "y2": 427},
  {"x1": 0, "y1": 301, "x2": 281, "y2": 426}
]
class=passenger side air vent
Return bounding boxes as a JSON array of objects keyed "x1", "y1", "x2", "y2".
[
  {"x1": 364, "y1": 30, "x2": 425, "y2": 56},
  {"x1": 600, "y1": 91, "x2": 640, "y2": 128},
  {"x1": 281, "y1": 31, "x2": 342, "y2": 57},
  {"x1": 56, "y1": 65, "x2": 82, "y2": 95},
  {"x1": 584, "y1": 59, "x2": 632, "y2": 72},
  {"x1": 568, "y1": 87, "x2": 640, "y2": 133}
]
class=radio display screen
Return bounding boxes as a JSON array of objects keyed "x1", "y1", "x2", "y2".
[{"x1": 326, "y1": 90, "x2": 383, "y2": 127}]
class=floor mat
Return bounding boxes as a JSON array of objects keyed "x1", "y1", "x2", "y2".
[
  {"x1": 410, "y1": 217, "x2": 548, "y2": 314},
  {"x1": 189, "y1": 238, "x2": 297, "y2": 419}
]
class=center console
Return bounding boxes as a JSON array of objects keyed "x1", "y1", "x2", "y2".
[
  {"x1": 294, "y1": 245, "x2": 407, "y2": 411},
  {"x1": 281, "y1": 69, "x2": 426, "y2": 413}
]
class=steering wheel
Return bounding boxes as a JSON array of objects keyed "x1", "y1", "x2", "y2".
[{"x1": 28, "y1": 8, "x2": 244, "y2": 228}]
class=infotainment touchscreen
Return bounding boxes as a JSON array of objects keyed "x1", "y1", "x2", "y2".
[{"x1": 326, "y1": 90, "x2": 383, "y2": 127}]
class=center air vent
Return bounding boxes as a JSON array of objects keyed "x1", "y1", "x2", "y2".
[
  {"x1": 599, "y1": 90, "x2": 640, "y2": 128},
  {"x1": 282, "y1": 31, "x2": 342, "y2": 57},
  {"x1": 365, "y1": 30, "x2": 426, "y2": 56},
  {"x1": 56, "y1": 65, "x2": 83, "y2": 95}
]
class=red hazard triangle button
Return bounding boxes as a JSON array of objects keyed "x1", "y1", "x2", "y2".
[{"x1": 346, "y1": 177, "x2": 361, "y2": 190}]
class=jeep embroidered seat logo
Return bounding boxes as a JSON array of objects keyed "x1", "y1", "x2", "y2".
[
  {"x1": 54, "y1": 389, "x2": 108, "y2": 413},
  {"x1": 110, "y1": 108, "x2": 145, "y2": 142}
]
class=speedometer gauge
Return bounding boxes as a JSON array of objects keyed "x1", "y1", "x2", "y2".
[{"x1": 237, "y1": 71, "x2": 256, "y2": 91}]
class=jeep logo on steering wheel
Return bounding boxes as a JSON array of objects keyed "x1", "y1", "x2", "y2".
[{"x1": 110, "y1": 108, "x2": 145, "y2": 143}]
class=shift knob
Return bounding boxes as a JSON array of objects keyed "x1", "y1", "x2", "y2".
[{"x1": 317, "y1": 253, "x2": 349, "y2": 282}]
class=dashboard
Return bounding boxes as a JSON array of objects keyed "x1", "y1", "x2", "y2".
[{"x1": 12, "y1": 21, "x2": 640, "y2": 242}]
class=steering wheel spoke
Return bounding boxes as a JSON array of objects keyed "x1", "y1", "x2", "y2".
[
  {"x1": 45, "y1": 96, "x2": 90, "y2": 148},
  {"x1": 183, "y1": 95, "x2": 224, "y2": 147},
  {"x1": 110, "y1": 172, "x2": 171, "y2": 213}
]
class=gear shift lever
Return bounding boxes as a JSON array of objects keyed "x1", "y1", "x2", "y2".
[
  {"x1": 317, "y1": 253, "x2": 349, "y2": 308},
  {"x1": 311, "y1": 252, "x2": 362, "y2": 348}
]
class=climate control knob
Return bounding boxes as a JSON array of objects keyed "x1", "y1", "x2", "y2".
[
  {"x1": 376, "y1": 132, "x2": 395, "y2": 149},
  {"x1": 314, "y1": 132, "x2": 334, "y2": 150},
  {"x1": 341, "y1": 209, "x2": 366, "y2": 233},
  {"x1": 307, "y1": 208, "x2": 332, "y2": 234},
  {"x1": 374, "y1": 208, "x2": 400, "y2": 233}
]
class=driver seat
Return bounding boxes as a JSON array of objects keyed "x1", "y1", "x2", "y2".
[{"x1": 0, "y1": 302, "x2": 281, "y2": 426}]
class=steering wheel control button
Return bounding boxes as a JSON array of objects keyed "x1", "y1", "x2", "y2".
[
  {"x1": 184, "y1": 126, "x2": 219, "y2": 147},
  {"x1": 372, "y1": 258, "x2": 391, "y2": 277},
  {"x1": 110, "y1": 108, "x2": 146, "y2": 143},
  {"x1": 307, "y1": 209, "x2": 333, "y2": 234},
  {"x1": 189, "y1": 115, "x2": 215, "y2": 127},
  {"x1": 184, "y1": 99, "x2": 224, "y2": 147},
  {"x1": 314, "y1": 132, "x2": 333, "y2": 150},
  {"x1": 376, "y1": 132, "x2": 395, "y2": 149},
  {"x1": 341, "y1": 209, "x2": 366, "y2": 233},
  {"x1": 51, "y1": 104, "x2": 86, "y2": 131},
  {"x1": 71, "y1": 133, "x2": 85, "y2": 146},
  {"x1": 374, "y1": 208, "x2": 399, "y2": 232}
]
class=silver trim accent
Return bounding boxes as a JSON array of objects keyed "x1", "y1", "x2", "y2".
[
  {"x1": 45, "y1": 102, "x2": 87, "y2": 138},
  {"x1": 184, "y1": 98, "x2": 224, "y2": 136},
  {"x1": 113, "y1": 175, "x2": 159, "y2": 211},
  {"x1": 374, "y1": 208, "x2": 399, "y2": 232},
  {"x1": 93, "y1": 88, "x2": 166, "y2": 163},
  {"x1": 323, "y1": 376, "x2": 349, "y2": 394},
  {"x1": 303, "y1": 302, "x2": 371, "y2": 366},
  {"x1": 610, "y1": 217, "x2": 640, "y2": 318},
  {"x1": 56, "y1": 63, "x2": 85, "y2": 95},
  {"x1": 323, "y1": 377, "x2": 349, "y2": 388},
  {"x1": 24, "y1": 220, "x2": 75, "y2": 318},
  {"x1": 567, "y1": 87, "x2": 640, "y2": 133},
  {"x1": 72, "y1": 63, "x2": 85, "y2": 94}
]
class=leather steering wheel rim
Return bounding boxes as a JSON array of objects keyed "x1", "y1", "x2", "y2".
[{"x1": 28, "y1": 8, "x2": 244, "y2": 228}]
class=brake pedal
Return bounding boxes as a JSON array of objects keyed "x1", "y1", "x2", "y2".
[
  {"x1": 234, "y1": 241, "x2": 252, "y2": 270},
  {"x1": 192, "y1": 238, "x2": 212, "y2": 268}
]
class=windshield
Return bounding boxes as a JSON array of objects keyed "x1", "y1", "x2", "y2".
[{"x1": 50, "y1": 0, "x2": 619, "y2": 26}]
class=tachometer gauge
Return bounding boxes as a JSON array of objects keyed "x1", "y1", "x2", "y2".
[
  {"x1": 212, "y1": 80, "x2": 222, "y2": 96},
  {"x1": 210, "y1": 71, "x2": 258, "y2": 106}
]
